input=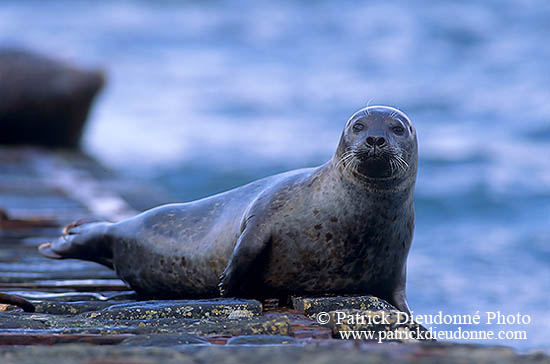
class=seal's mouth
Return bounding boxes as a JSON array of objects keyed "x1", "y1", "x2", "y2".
[
  {"x1": 357, "y1": 152, "x2": 393, "y2": 178},
  {"x1": 337, "y1": 147, "x2": 409, "y2": 180}
]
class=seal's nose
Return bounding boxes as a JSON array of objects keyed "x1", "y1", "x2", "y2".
[{"x1": 366, "y1": 136, "x2": 386, "y2": 147}]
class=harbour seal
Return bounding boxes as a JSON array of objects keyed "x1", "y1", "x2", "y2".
[{"x1": 39, "y1": 105, "x2": 418, "y2": 313}]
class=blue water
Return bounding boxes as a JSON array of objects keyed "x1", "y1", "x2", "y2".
[{"x1": 2, "y1": 0, "x2": 549, "y2": 352}]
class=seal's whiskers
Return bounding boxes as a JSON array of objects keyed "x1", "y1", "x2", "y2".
[{"x1": 336, "y1": 149, "x2": 356, "y2": 170}]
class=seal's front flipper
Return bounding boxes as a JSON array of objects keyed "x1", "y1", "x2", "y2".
[
  {"x1": 218, "y1": 215, "x2": 271, "y2": 297},
  {"x1": 389, "y1": 269, "x2": 411, "y2": 315},
  {"x1": 38, "y1": 220, "x2": 114, "y2": 269},
  {"x1": 391, "y1": 292, "x2": 411, "y2": 316}
]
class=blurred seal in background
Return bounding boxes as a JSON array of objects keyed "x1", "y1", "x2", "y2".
[{"x1": 0, "y1": 49, "x2": 105, "y2": 148}]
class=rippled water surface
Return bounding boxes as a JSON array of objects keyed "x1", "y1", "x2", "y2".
[{"x1": 1, "y1": 0, "x2": 549, "y2": 351}]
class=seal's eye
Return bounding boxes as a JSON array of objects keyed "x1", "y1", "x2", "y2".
[
  {"x1": 352, "y1": 123, "x2": 364, "y2": 133},
  {"x1": 392, "y1": 125, "x2": 404, "y2": 135}
]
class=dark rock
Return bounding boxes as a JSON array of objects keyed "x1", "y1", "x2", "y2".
[
  {"x1": 0, "y1": 49, "x2": 105, "y2": 148},
  {"x1": 88, "y1": 315, "x2": 291, "y2": 337},
  {"x1": 0, "y1": 313, "x2": 49, "y2": 329},
  {"x1": 0, "y1": 312, "x2": 291, "y2": 337},
  {"x1": 226, "y1": 335, "x2": 298, "y2": 345},
  {"x1": 292, "y1": 295, "x2": 395, "y2": 318},
  {"x1": 292, "y1": 296, "x2": 431, "y2": 343},
  {"x1": 82, "y1": 298, "x2": 262, "y2": 320},
  {"x1": 31, "y1": 300, "x2": 133, "y2": 315}
]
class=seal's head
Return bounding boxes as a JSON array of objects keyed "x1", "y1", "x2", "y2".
[{"x1": 336, "y1": 105, "x2": 417, "y2": 183}]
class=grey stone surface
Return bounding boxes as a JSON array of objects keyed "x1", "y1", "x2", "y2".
[
  {"x1": 0, "y1": 343, "x2": 547, "y2": 364},
  {"x1": 325, "y1": 309, "x2": 432, "y2": 343},
  {"x1": 2, "y1": 291, "x2": 137, "y2": 302},
  {"x1": 227, "y1": 335, "x2": 298, "y2": 345},
  {"x1": 120, "y1": 334, "x2": 210, "y2": 346}
]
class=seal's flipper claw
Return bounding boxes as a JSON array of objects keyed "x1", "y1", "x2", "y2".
[
  {"x1": 218, "y1": 283, "x2": 225, "y2": 297},
  {"x1": 63, "y1": 218, "x2": 100, "y2": 235},
  {"x1": 38, "y1": 235, "x2": 77, "y2": 259},
  {"x1": 218, "y1": 272, "x2": 231, "y2": 297},
  {"x1": 38, "y1": 242, "x2": 64, "y2": 259}
]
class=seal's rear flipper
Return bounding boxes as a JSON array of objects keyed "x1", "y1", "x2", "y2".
[
  {"x1": 38, "y1": 220, "x2": 114, "y2": 269},
  {"x1": 38, "y1": 242, "x2": 64, "y2": 259},
  {"x1": 38, "y1": 243, "x2": 63, "y2": 259}
]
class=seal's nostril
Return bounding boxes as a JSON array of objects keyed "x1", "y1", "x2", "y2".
[{"x1": 366, "y1": 136, "x2": 385, "y2": 147}]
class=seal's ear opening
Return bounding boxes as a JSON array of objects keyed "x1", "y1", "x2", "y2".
[{"x1": 38, "y1": 242, "x2": 64, "y2": 259}]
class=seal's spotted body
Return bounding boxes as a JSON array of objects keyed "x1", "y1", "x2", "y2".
[{"x1": 39, "y1": 106, "x2": 418, "y2": 314}]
